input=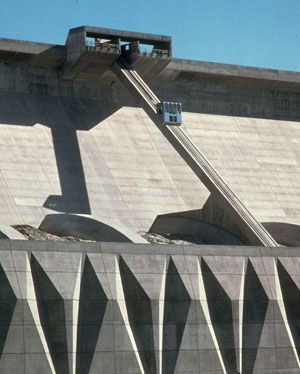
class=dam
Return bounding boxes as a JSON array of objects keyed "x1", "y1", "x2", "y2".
[{"x1": 0, "y1": 26, "x2": 300, "y2": 373}]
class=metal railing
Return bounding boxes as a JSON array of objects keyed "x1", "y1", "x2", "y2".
[{"x1": 85, "y1": 40, "x2": 120, "y2": 53}]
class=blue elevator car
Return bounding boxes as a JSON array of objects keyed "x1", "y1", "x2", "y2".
[{"x1": 157, "y1": 102, "x2": 182, "y2": 125}]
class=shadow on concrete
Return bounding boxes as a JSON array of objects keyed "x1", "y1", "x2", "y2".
[
  {"x1": 119, "y1": 256, "x2": 156, "y2": 374},
  {"x1": 163, "y1": 257, "x2": 191, "y2": 374},
  {"x1": 149, "y1": 209, "x2": 245, "y2": 245},
  {"x1": 0, "y1": 92, "x2": 121, "y2": 216},
  {"x1": 277, "y1": 259, "x2": 300, "y2": 358},
  {"x1": 242, "y1": 259, "x2": 269, "y2": 373},
  {"x1": 0, "y1": 263, "x2": 17, "y2": 358},
  {"x1": 30, "y1": 253, "x2": 69, "y2": 374},
  {"x1": 262, "y1": 222, "x2": 300, "y2": 247},
  {"x1": 43, "y1": 127, "x2": 91, "y2": 213},
  {"x1": 0, "y1": 69, "x2": 298, "y2": 220},
  {"x1": 39, "y1": 213, "x2": 148, "y2": 243},
  {"x1": 201, "y1": 257, "x2": 237, "y2": 374},
  {"x1": 76, "y1": 255, "x2": 108, "y2": 374}
]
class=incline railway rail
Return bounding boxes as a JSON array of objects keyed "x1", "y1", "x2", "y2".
[{"x1": 112, "y1": 56, "x2": 279, "y2": 247}]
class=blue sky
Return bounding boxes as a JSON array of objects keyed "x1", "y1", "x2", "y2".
[{"x1": 1, "y1": 0, "x2": 300, "y2": 71}]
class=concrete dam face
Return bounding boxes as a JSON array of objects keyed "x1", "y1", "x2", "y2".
[{"x1": 0, "y1": 26, "x2": 300, "y2": 372}]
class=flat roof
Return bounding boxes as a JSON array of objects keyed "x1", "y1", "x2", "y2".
[{"x1": 69, "y1": 26, "x2": 171, "y2": 45}]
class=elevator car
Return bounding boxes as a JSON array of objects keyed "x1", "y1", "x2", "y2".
[{"x1": 157, "y1": 102, "x2": 182, "y2": 125}]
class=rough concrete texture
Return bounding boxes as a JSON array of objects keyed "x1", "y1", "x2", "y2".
[
  {"x1": 1, "y1": 30, "x2": 300, "y2": 374},
  {"x1": 180, "y1": 114, "x2": 300, "y2": 224},
  {"x1": 0, "y1": 241, "x2": 299, "y2": 373},
  {"x1": 39, "y1": 213, "x2": 148, "y2": 243},
  {"x1": 0, "y1": 223, "x2": 26, "y2": 239},
  {"x1": 0, "y1": 89, "x2": 206, "y2": 231},
  {"x1": 2, "y1": 55, "x2": 300, "y2": 234},
  {"x1": 149, "y1": 216, "x2": 244, "y2": 245}
]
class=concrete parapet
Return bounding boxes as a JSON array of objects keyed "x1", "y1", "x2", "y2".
[
  {"x1": 0, "y1": 241, "x2": 299, "y2": 373},
  {"x1": 0, "y1": 38, "x2": 65, "y2": 68}
]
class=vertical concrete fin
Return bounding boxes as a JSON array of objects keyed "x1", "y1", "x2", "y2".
[
  {"x1": 71, "y1": 254, "x2": 82, "y2": 374},
  {"x1": 76, "y1": 254, "x2": 108, "y2": 374},
  {"x1": 119, "y1": 255, "x2": 156, "y2": 374},
  {"x1": 30, "y1": 253, "x2": 69, "y2": 374},
  {"x1": 0, "y1": 262, "x2": 17, "y2": 358},
  {"x1": 276, "y1": 258, "x2": 300, "y2": 367},
  {"x1": 198, "y1": 258, "x2": 227, "y2": 374},
  {"x1": 26, "y1": 254, "x2": 56, "y2": 373},
  {"x1": 115, "y1": 256, "x2": 145, "y2": 374},
  {"x1": 238, "y1": 258, "x2": 246, "y2": 374},
  {"x1": 274, "y1": 258, "x2": 300, "y2": 368},
  {"x1": 162, "y1": 257, "x2": 191, "y2": 374},
  {"x1": 200, "y1": 257, "x2": 237, "y2": 373},
  {"x1": 158, "y1": 257, "x2": 167, "y2": 374},
  {"x1": 242, "y1": 258, "x2": 269, "y2": 373}
]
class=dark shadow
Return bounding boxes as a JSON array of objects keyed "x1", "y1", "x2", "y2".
[
  {"x1": 242, "y1": 259, "x2": 269, "y2": 374},
  {"x1": 262, "y1": 222, "x2": 300, "y2": 247},
  {"x1": 0, "y1": 91, "x2": 120, "y2": 216},
  {"x1": 157, "y1": 73, "x2": 300, "y2": 123},
  {"x1": 0, "y1": 43, "x2": 65, "y2": 69},
  {"x1": 277, "y1": 259, "x2": 300, "y2": 357},
  {"x1": 0, "y1": 263, "x2": 17, "y2": 358},
  {"x1": 119, "y1": 255, "x2": 156, "y2": 374},
  {"x1": 30, "y1": 253, "x2": 69, "y2": 374},
  {"x1": 43, "y1": 127, "x2": 91, "y2": 213},
  {"x1": 76, "y1": 255, "x2": 108, "y2": 374},
  {"x1": 162, "y1": 257, "x2": 191, "y2": 374},
  {"x1": 1, "y1": 62, "x2": 299, "y2": 221},
  {"x1": 39, "y1": 213, "x2": 146, "y2": 243},
  {"x1": 149, "y1": 208, "x2": 245, "y2": 246},
  {"x1": 201, "y1": 258, "x2": 237, "y2": 374}
]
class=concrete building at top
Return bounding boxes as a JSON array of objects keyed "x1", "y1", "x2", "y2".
[{"x1": 0, "y1": 26, "x2": 300, "y2": 373}]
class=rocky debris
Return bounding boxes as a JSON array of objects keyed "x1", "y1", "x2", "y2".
[
  {"x1": 12, "y1": 225, "x2": 204, "y2": 245},
  {"x1": 12, "y1": 225, "x2": 95, "y2": 242},
  {"x1": 140, "y1": 231, "x2": 205, "y2": 245}
]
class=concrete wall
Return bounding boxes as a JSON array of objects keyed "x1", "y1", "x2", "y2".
[
  {"x1": 0, "y1": 64, "x2": 207, "y2": 230},
  {"x1": 1, "y1": 34, "x2": 300, "y2": 374},
  {"x1": 0, "y1": 240, "x2": 299, "y2": 373},
  {"x1": 1, "y1": 44, "x2": 300, "y2": 232},
  {"x1": 39, "y1": 213, "x2": 148, "y2": 243}
]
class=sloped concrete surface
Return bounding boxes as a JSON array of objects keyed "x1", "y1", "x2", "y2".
[
  {"x1": 180, "y1": 113, "x2": 300, "y2": 225},
  {"x1": 2, "y1": 28, "x2": 300, "y2": 374},
  {"x1": 0, "y1": 223, "x2": 25, "y2": 239},
  {"x1": 39, "y1": 213, "x2": 148, "y2": 243},
  {"x1": 0, "y1": 91, "x2": 206, "y2": 231},
  {"x1": 1, "y1": 52, "x2": 300, "y2": 236}
]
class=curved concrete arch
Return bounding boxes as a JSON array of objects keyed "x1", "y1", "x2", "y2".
[
  {"x1": 262, "y1": 222, "x2": 300, "y2": 247},
  {"x1": 0, "y1": 224, "x2": 26, "y2": 240},
  {"x1": 150, "y1": 216, "x2": 244, "y2": 245},
  {"x1": 39, "y1": 214, "x2": 148, "y2": 243}
]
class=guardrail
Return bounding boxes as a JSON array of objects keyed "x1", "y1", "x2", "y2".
[{"x1": 85, "y1": 40, "x2": 120, "y2": 53}]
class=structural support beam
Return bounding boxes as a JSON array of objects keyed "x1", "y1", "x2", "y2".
[{"x1": 112, "y1": 57, "x2": 278, "y2": 247}]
